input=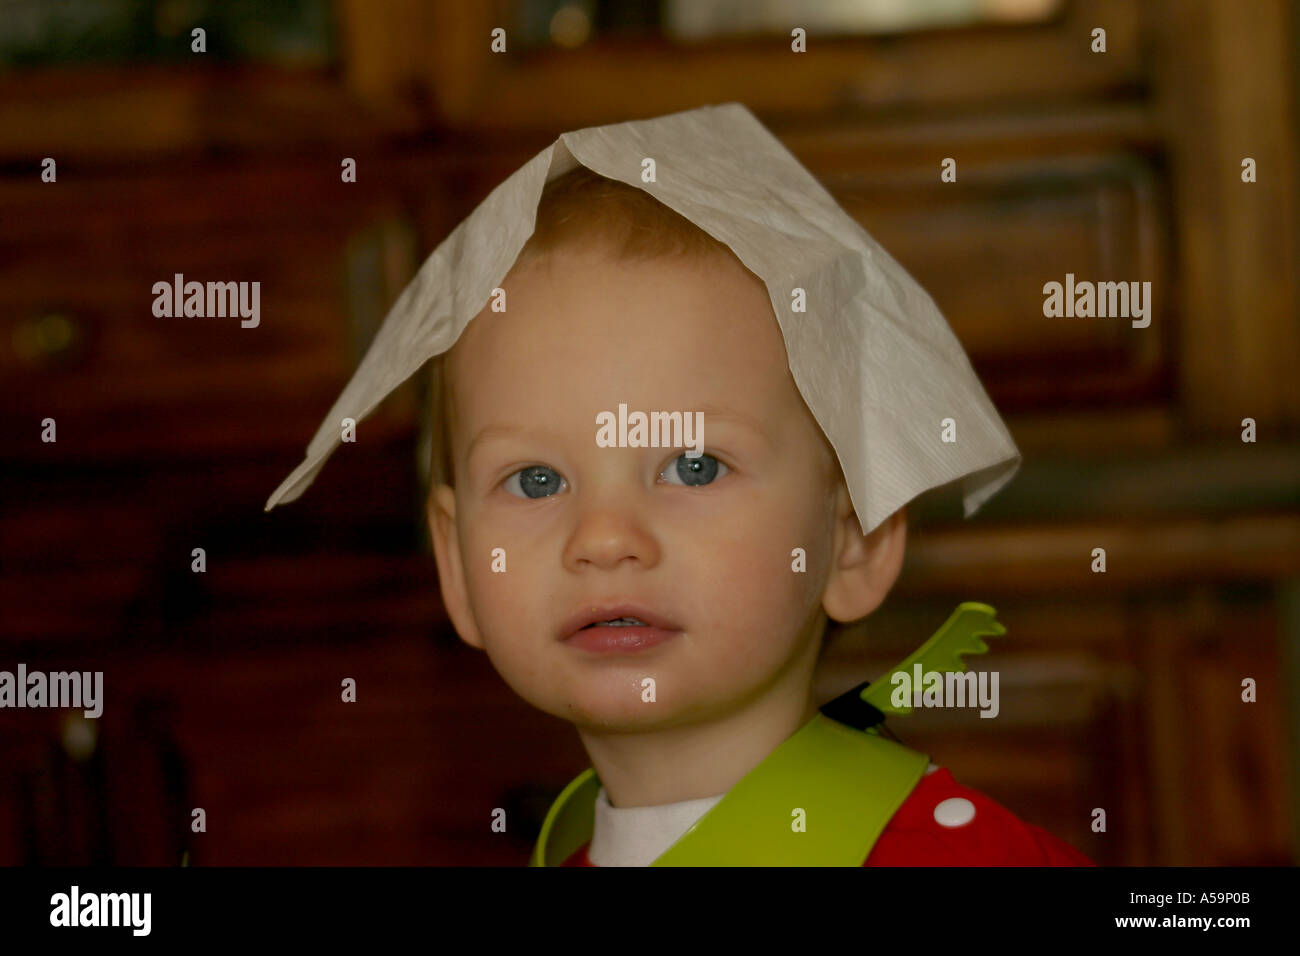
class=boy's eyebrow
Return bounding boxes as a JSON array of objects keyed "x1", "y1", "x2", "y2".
[
  {"x1": 690, "y1": 404, "x2": 776, "y2": 448},
  {"x1": 465, "y1": 405, "x2": 776, "y2": 458},
  {"x1": 465, "y1": 423, "x2": 542, "y2": 461}
]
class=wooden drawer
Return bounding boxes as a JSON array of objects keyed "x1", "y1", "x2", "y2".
[{"x1": 0, "y1": 158, "x2": 419, "y2": 463}]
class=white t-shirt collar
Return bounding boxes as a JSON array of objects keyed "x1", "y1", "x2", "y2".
[{"x1": 587, "y1": 786, "x2": 726, "y2": 867}]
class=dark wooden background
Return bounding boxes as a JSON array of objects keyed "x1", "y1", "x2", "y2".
[{"x1": 1, "y1": 0, "x2": 1297, "y2": 865}]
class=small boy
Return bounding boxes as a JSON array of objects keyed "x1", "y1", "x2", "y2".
[{"x1": 268, "y1": 104, "x2": 1092, "y2": 866}]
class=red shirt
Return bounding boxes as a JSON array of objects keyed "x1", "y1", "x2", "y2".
[{"x1": 560, "y1": 766, "x2": 1094, "y2": 866}]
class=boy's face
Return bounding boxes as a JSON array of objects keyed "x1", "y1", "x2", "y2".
[{"x1": 429, "y1": 244, "x2": 856, "y2": 732}]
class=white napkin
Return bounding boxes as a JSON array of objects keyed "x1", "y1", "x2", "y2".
[{"x1": 265, "y1": 102, "x2": 1019, "y2": 535}]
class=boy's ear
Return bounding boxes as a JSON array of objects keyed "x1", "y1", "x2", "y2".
[
  {"x1": 821, "y1": 482, "x2": 907, "y2": 624},
  {"x1": 426, "y1": 484, "x2": 486, "y2": 650}
]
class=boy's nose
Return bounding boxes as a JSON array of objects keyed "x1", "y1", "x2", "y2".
[{"x1": 561, "y1": 502, "x2": 661, "y2": 572}]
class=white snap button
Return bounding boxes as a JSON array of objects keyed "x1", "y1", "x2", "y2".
[{"x1": 933, "y1": 797, "x2": 976, "y2": 828}]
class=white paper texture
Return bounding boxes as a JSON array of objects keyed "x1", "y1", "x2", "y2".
[{"x1": 265, "y1": 102, "x2": 1020, "y2": 534}]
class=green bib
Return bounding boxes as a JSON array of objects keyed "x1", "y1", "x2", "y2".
[
  {"x1": 530, "y1": 603, "x2": 1005, "y2": 867},
  {"x1": 530, "y1": 713, "x2": 929, "y2": 866}
]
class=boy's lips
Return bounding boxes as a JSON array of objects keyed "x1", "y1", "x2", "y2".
[{"x1": 558, "y1": 604, "x2": 684, "y2": 653}]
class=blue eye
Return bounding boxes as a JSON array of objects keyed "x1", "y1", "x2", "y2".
[
  {"x1": 661, "y1": 453, "x2": 728, "y2": 487},
  {"x1": 505, "y1": 465, "x2": 566, "y2": 499}
]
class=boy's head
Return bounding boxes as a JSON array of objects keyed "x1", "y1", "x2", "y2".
[{"x1": 424, "y1": 167, "x2": 907, "y2": 733}]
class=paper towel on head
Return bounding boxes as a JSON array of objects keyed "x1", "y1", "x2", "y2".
[{"x1": 264, "y1": 102, "x2": 1020, "y2": 536}]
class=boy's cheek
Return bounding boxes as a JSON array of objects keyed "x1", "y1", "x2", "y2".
[
  {"x1": 700, "y1": 535, "x2": 829, "y2": 633},
  {"x1": 701, "y1": 495, "x2": 826, "y2": 574},
  {"x1": 457, "y1": 529, "x2": 527, "y2": 622},
  {"x1": 697, "y1": 546, "x2": 813, "y2": 627}
]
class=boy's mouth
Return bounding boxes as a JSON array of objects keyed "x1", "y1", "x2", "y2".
[{"x1": 558, "y1": 605, "x2": 683, "y2": 653}]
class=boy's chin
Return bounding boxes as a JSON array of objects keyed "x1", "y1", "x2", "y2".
[{"x1": 536, "y1": 686, "x2": 701, "y2": 733}]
